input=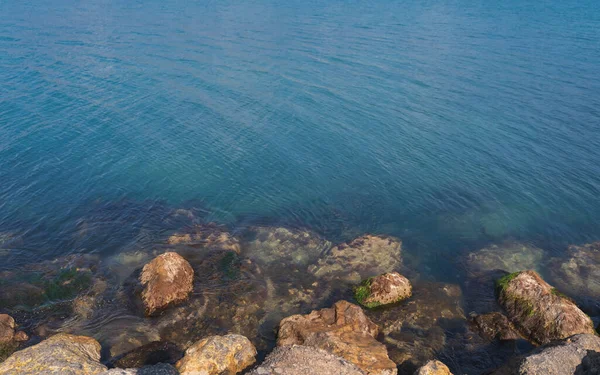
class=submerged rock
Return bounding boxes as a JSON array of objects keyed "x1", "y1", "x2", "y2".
[
  {"x1": 0, "y1": 333, "x2": 107, "y2": 375},
  {"x1": 309, "y1": 235, "x2": 403, "y2": 284},
  {"x1": 414, "y1": 360, "x2": 453, "y2": 375},
  {"x1": 140, "y1": 252, "x2": 194, "y2": 316},
  {"x1": 167, "y1": 223, "x2": 241, "y2": 254},
  {"x1": 241, "y1": 226, "x2": 331, "y2": 268},
  {"x1": 354, "y1": 272, "x2": 412, "y2": 309},
  {"x1": 111, "y1": 341, "x2": 183, "y2": 368},
  {"x1": 278, "y1": 300, "x2": 397, "y2": 375},
  {"x1": 496, "y1": 270, "x2": 595, "y2": 345},
  {"x1": 548, "y1": 242, "x2": 600, "y2": 314},
  {"x1": 469, "y1": 312, "x2": 521, "y2": 341},
  {"x1": 248, "y1": 345, "x2": 366, "y2": 375},
  {"x1": 490, "y1": 334, "x2": 600, "y2": 375},
  {"x1": 0, "y1": 315, "x2": 15, "y2": 344},
  {"x1": 99, "y1": 363, "x2": 178, "y2": 375},
  {"x1": 465, "y1": 242, "x2": 546, "y2": 276},
  {"x1": 175, "y1": 334, "x2": 256, "y2": 375}
]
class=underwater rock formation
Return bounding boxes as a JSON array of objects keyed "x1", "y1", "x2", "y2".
[
  {"x1": 167, "y1": 223, "x2": 241, "y2": 254},
  {"x1": 490, "y1": 334, "x2": 600, "y2": 375},
  {"x1": 99, "y1": 363, "x2": 177, "y2": 375},
  {"x1": 174, "y1": 334, "x2": 256, "y2": 375},
  {"x1": 111, "y1": 341, "x2": 183, "y2": 369},
  {"x1": 465, "y1": 242, "x2": 546, "y2": 276},
  {"x1": 140, "y1": 252, "x2": 194, "y2": 316},
  {"x1": 468, "y1": 312, "x2": 521, "y2": 341},
  {"x1": 0, "y1": 333, "x2": 107, "y2": 375},
  {"x1": 354, "y1": 272, "x2": 412, "y2": 309},
  {"x1": 496, "y1": 270, "x2": 595, "y2": 345},
  {"x1": 278, "y1": 300, "x2": 397, "y2": 375},
  {"x1": 248, "y1": 345, "x2": 367, "y2": 375},
  {"x1": 413, "y1": 360, "x2": 453, "y2": 375}
]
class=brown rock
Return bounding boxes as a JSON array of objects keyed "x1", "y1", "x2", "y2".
[
  {"x1": 355, "y1": 272, "x2": 412, "y2": 308},
  {"x1": 469, "y1": 312, "x2": 521, "y2": 341},
  {"x1": 278, "y1": 300, "x2": 396, "y2": 375},
  {"x1": 13, "y1": 331, "x2": 28, "y2": 342},
  {"x1": 309, "y1": 235, "x2": 403, "y2": 284},
  {"x1": 140, "y1": 252, "x2": 194, "y2": 316},
  {"x1": 175, "y1": 334, "x2": 256, "y2": 375},
  {"x1": 0, "y1": 333, "x2": 106, "y2": 375},
  {"x1": 414, "y1": 360, "x2": 453, "y2": 375},
  {"x1": 0, "y1": 314, "x2": 15, "y2": 344},
  {"x1": 167, "y1": 224, "x2": 240, "y2": 253},
  {"x1": 497, "y1": 270, "x2": 595, "y2": 345}
]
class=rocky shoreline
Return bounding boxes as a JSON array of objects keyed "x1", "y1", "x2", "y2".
[{"x1": 1, "y1": 220, "x2": 600, "y2": 374}]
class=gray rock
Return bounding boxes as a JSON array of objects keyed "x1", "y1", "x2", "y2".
[
  {"x1": 491, "y1": 334, "x2": 600, "y2": 375},
  {"x1": 248, "y1": 345, "x2": 366, "y2": 375}
]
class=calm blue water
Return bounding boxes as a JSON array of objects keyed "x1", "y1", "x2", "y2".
[{"x1": 1, "y1": 0, "x2": 600, "y2": 273}]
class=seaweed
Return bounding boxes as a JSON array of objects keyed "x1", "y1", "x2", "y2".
[{"x1": 353, "y1": 277, "x2": 381, "y2": 309}]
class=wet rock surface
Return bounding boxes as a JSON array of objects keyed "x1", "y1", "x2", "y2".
[
  {"x1": 309, "y1": 235, "x2": 403, "y2": 284},
  {"x1": 0, "y1": 333, "x2": 107, "y2": 375},
  {"x1": 175, "y1": 334, "x2": 257, "y2": 375},
  {"x1": 465, "y1": 242, "x2": 546, "y2": 276},
  {"x1": 469, "y1": 312, "x2": 521, "y2": 341},
  {"x1": 354, "y1": 272, "x2": 412, "y2": 309},
  {"x1": 167, "y1": 223, "x2": 241, "y2": 254},
  {"x1": 99, "y1": 364, "x2": 178, "y2": 375},
  {"x1": 414, "y1": 360, "x2": 453, "y2": 375},
  {"x1": 0, "y1": 315, "x2": 14, "y2": 344},
  {"x1": 278, "y1": 300, "x2": 397, "y2": 375},
  {"x1": 140, "y1": 252, "x2": 194, "y2": 316},
  {"x1": 496, "y1": 270, "x2": 595, "y2": 344},
  {"x1": 111, "y1": 341, "x2": 183, "y2": 368},
  {"x1": 490, "y1": 334, "x2": 600, "y2": 375},
  {"x1": 248, "y1": 345, "x2": 367, "y2": 375}
]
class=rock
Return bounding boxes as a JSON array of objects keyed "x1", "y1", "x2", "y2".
[
  {"x1": 465, "y1": 242, "x2": 546, "y2": 276},
  {"x1": 491, "y1": 334, "x2": 600, "y2": 375},
  {"x1": 0, "y1": 333, "x2": 107, "y2": 374},
  {"x1": 167, "y1": 223, "x2": 241, "y2": 253},
  {"x1": 140, "y1": 252, "x2": 194, "y2": 316},
  {"x1": 248, "y1": 345, "x2": 367, "y2": 375},
  {"x1": 111, "y1": 341, "x2": 183, "y2": 368},
  {"x1": 13, "y1": 331, "x2": 28, "y2": 342},
  {"x1": 354, "y1": 272, "x2": 412, "y2": 308},
  {"x1": 99, "y1": 363, "x2": 178, "y2": 375},
  {"x1": 175, "y1": 334, "x2": 256, "y2": 375},
  {"x1": 241, "y1": 226, "x2": 331, "y2": 267},
  {"x1": 414, "y1": 360, "x2": 453, "y2": 375},
  {"x1": 469, "y1": 312, "x2": 520, "y2": 341},
  {"x1": 548, "y1": 242, "x2": 600, "y2": 314},
  {"x1": 496, "y1": 270, "x2": 595, "y2": 345},
  {"x1": 309, "y1": 235, "x2": 403, "y2": 284},
  {"x1": 0, "y1": 315, "x2": 15, "y2": 344},
  {"x1": 278, "y1": 300, "x2": 397, "y2": 375}
]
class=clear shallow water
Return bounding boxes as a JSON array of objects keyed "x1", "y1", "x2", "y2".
[{"x1": 1, "y1": 0, "x2": 600, "y2": 281}]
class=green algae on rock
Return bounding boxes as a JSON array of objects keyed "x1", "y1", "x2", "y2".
[
  {"x1": 354, "y1": 272, "x2": 412, "y2": 309},
  {"x1": 496, "y1": 270, "x2": 595, "y2": 345}
]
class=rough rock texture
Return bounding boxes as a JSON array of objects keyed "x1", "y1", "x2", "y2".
[
  {"x1": 414, "y1": 360, "x2": 453, "y2": 375},
  {"x1": 469, "y1": 312, "x2": 521, "y2": 341},
  {"x1": 496, "y1": 270, "x2": 595, "y2": 344},
  {"x1": 278, "y1": 300, "x2": 397, "y2": 375},
  {"x1": 241, "y1": 226, "x2": 331, "y2": 267},
  {"x1": 111, "y1": 341, "x2": 183, "y2": 368},
  {"x1": 367, "y1": 282, "x2": 465, "y2": 374},
  {"x1": 465, "y1": 242, "x2": 546, "y2": 276},
  {"x1": 167, "y1": 224, "x2": 241, "y2": 253},
  {"x1": 248, "y1": 345, "x2": 367, "y2": 375},
  {"x1": 0, "y1": 315, "x2": 15, "y2": 344},
  {"x1": 309, "y1": 235, "x2": 403, "y2": 284},
  {"x1": 175, "y1": 334, "x2": 257, "y2": 375},
  {"x1": 354, "y1": 272, "x2": 412, "y2": 308},
  {"x1": 548, "y1": 242, "x2": 600, "y2": 314},
  {"x1": 0, "y1": 333, "x2": 107, "y2": 375},
  {"x1": 99, "y1": 364, "x2": 178, "y2": 375},
  {"x1": 140, "y1": 252, "x2": 194, "y2": 316},
  {"x1": 491, "y1": 334, "x2": 600, "y2": 375}
]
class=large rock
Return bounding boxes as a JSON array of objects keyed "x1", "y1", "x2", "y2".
[
  {"x1": 309, "y1": 235, "x2": 403, "y2": 284},
  {"x1": 278, "y1": 300, "x2": 397, "y2": 375},
  {"x1": 248, "y1": 345, "x2": 366, "y2": 375},
  {"x1": 548, "y1": 242, "x2": 600, "y2": 314},
  {"x1": 140, "y1": 252, "x2": 194, "y2": 316},
  {"x1": 465, "y1": 242, "x2": 546, "y2": 275},
  {"x1": 496, "y1": 270, "x2": 595, "y2": 345},
  {"x1": 0, "y1": 333, "x2": 107, "y2": 375},
  {"x1": 0, "y1": 315, "x2": 15, "y2": 344},
  {"x1": 354, "y1": 272, "x2": 412, "y2": 308},
  {"x1": 491, "y1": 334, "x2": 600, "y2": 375},
  {"x1": 414, "y1": 360, "x2": 453, "y2": 375},
  {"x1": 175, "y1": 334, "x2": 256, "y2": 375}
]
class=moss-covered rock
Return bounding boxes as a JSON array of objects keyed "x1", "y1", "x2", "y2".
[
  {"x1": 354, "y1": 272, "x2": 412, "y2": 309},
  {"x1": 496, "y1": 270, "x2": 595, "y2": 345}
]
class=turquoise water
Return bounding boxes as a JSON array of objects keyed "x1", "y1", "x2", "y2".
[{"x1": 1, "y1": 0, "x2": 600, "y2": 273}]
